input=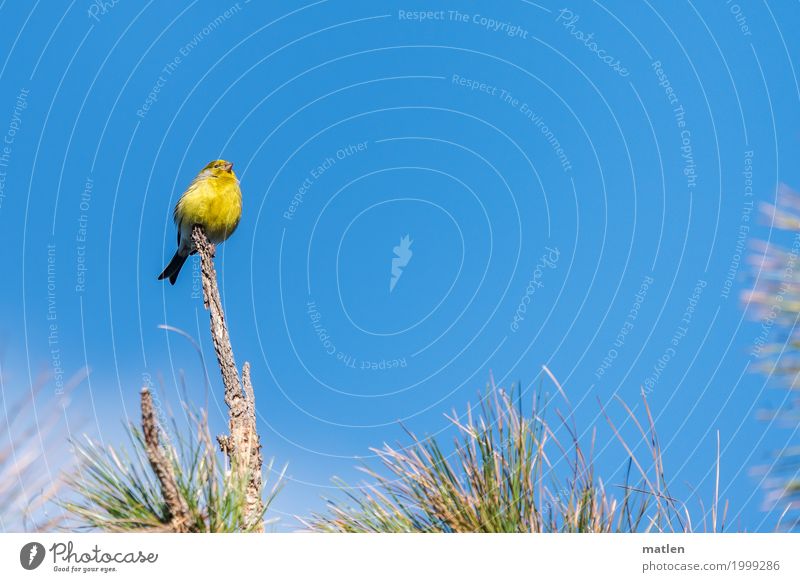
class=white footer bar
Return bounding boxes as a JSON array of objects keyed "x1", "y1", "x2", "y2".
[{"x1": 1, "y1": 533, "x2": 797, "y2": 581}]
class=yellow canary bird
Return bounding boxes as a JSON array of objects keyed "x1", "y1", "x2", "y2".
[{"x1": 158, "y1": 159, "x2": 242, "y2": 284}]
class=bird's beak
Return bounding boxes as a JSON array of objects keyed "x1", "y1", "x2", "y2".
[{"x1": 225, "y1": 162, "x2": 234, "y2": 172}]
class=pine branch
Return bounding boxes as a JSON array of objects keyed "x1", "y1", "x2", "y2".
[
  {"x1": 140, "y1": 387, "x2": 191, "y2": 532},
  {"x1": 192, "y1": 225, "x2": 264, "y2": 532}
]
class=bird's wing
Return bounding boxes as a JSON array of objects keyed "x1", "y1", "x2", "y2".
[
  {"x1": 173, "y1": 174, "x2": 207, "y2": 249},
  {"x1": 173, "y1": 180, "x2": 198, "y2": 224}
]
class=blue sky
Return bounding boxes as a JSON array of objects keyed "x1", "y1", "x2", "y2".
[{"x1": 1, "y1": 0, "x2": 799, "y2": 531}]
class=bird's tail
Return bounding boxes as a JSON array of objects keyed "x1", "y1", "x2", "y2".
[{"x1": 158, "y1": 251, "x2": 188, "y2": 285}]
